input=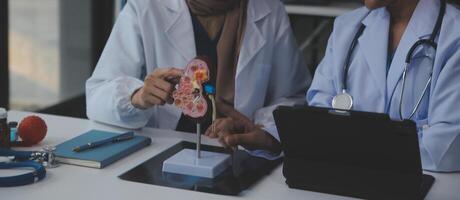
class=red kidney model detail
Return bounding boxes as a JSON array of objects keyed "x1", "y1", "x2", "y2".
[
  {"x1": 172, "y1": 57, "x2": 210, "y2": 119},
  {"x1": 17, "y1": 115, "x2": 48, "y2": 146}
]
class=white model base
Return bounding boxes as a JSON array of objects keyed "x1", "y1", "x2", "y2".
[{"x1": 162, "y1": 149, "x2": 231, "y2": 178}]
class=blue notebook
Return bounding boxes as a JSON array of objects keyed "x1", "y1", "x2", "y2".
[{"x1": 55, "y1": 130, "x2": 151, "y2": 168}]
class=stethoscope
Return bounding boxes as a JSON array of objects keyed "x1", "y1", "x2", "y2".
[
  {"x1": 0, "y1": 146, "x2": 59, "y2": 187},
  {"x1": 332, "y1": 0, "x2": 446, "y2": 120}
]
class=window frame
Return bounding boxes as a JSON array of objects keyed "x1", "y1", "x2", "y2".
[{"x1": 0, "y1": 0, "x2": 9, "y2": 109}]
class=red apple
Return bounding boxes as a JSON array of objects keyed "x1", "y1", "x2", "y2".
[{"x1": 17, "y1": 115, "x2": 47, "y2": 146}]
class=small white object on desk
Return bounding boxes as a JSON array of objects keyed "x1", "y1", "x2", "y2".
[
  {"x1": 163, "y1": 123, "x2": 231, "y2": 178},
  {"x1": 162, "y1": 149, "x2": 230, "y2": 178}
]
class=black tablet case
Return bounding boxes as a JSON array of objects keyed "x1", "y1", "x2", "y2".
[{"x1": 273, "y1": 106, "x2": 434, "y2": 200}]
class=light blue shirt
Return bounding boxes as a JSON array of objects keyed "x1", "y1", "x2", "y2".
[{"x1": 307, "y1": 0, "x2": 460, "y2": 172}]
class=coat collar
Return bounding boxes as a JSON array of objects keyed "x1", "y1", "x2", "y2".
[
  {"x1": 359, "y1": 8, "x2": 389, "y2": 98},
  {"x1": 408, "y1": 0, "x2": 440, "y2": 40},
  {"x1": 358, "y1": 0, "x2": 441, "y2": 103},
  {"x1": 386, "y1": 0, "x2": 440, "y2": 103},
  {"x1": 158, "y1": 0, "x2": 196, "y2": 63},
  {"x1": 236, "y1": 0, "x2": 271, "y2": 76},
  {"x1": 157, "y1": 0, "x2": 185, "y2": 13},
  {"x1": 157, "y1": 0, "x2": 272, "y2": 76}
]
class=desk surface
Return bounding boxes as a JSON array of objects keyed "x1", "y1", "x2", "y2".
[
  {"x1": 284, "y1": 2, "x2": 362, "y2": 17},
  {"x1": 1, "y1": 111, "x2": 459, "y2": 200}
]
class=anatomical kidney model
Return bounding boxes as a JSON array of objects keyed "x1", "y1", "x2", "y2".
[
  {"x1": 164, "y1": 57, "x2": 230, "y2": 179},
  {"x1": 172, "y1": 57, "x2": 210, "y2": 120}
]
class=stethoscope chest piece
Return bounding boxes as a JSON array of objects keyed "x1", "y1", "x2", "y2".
[{"x1": 332, "y1": 91, "x2": 353, "y2": 110}]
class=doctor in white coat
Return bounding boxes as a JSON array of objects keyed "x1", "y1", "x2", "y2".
[
  {"x1": 308, "y1": 0, "x2": 460, "y2": 172},
  {"x1": 86, "y1": 0, "x2": 311, "y2": 157}
]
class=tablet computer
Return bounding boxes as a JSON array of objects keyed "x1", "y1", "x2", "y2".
[{"x1": 273, "y1": 106, "x2": 434, "y2": 199}]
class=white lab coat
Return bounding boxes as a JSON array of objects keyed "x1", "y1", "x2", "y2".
[
  {"x1": 307, "y1": 0, "x2": 460, "y2": 172},
  {"x1": 86, "y1": 0, "x2": 311, "y2": 158}
]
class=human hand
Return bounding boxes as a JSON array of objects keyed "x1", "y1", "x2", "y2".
[
  {"x1": 131, "y1": 68, "x2": 183, "y2": 109},
  {"x1": 205, "y1": 117, "x2": 281, "y2": 154}
]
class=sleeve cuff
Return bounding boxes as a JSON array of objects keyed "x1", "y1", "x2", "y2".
[
  {"x1": 244, "y1": 125, "x2": 283, "y2": 161},
  {"x1": 114, "y1": 76, "x2": 154, "y2": 128},
  {"x1": 262, "y1": 125, "x2": 280, "y2": 142}
]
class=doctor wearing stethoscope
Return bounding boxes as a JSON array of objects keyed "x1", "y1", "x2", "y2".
[{"x1": 308, "y1": 0, "x2": 460, "y2": 172}]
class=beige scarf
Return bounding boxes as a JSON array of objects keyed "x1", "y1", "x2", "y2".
[{"x1": 187, "y1": 0, "x2": 248, "y2": 117}]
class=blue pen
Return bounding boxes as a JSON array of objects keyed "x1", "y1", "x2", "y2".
[{"x1": 72, "y1": 132, "x2": 134, "y2": 152}]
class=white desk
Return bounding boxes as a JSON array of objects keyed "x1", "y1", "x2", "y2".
[{"x1": 1, "y1": 111, "x2": 459, "y2": 200}]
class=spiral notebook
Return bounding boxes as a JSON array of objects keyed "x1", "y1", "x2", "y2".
[{"x1": 55, "y1": 130, "x2": 151, "y2": 168}]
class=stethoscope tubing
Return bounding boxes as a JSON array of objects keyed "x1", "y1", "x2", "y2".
[{"x1": 338, "y1": 0, "x2": 446, "y2": 120}]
